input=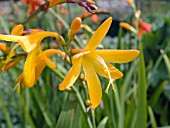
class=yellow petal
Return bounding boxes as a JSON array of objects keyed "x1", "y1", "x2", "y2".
[
  {"x1": 93, "y1": 60, "x2": 123, "y2": 79},
  {"x1": 23, "y1": 46, "x2": 39, "y2": 87},
  {"x1": 84, "y1": 17, "x2": 112, "y2": 51},
  {"x1": 34, "y1": 49, "x2": 64, "y2": 83},
  {"x1": 59, "y1": 66, "x2": 81, "y2": 90},
  {"x1": 19, "y1": 32, "x2": 60, "y2": 53},
  {"x1": 42, "y1": 52, "x2": 56, "y2": 69},
  {"x1": 0, "y1": 32, "x2": 60, "y2": 53},
  {"x1": 95, "y1": 50, "x2": 140, "y2": 63},
  {"x1": 72, "y1": 52, "x2": 89, "y2": 67},
  {"x1": 0, "y1": 34, "x2": 18, "y2": 42},
  {"x1": 82, "y1": 58, "x2": 102, "y2": 108}
]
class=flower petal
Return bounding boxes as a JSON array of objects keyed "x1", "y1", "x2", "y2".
[
  {"x1": 35, "y1": 49, "x2": 64, "y2": 83},
  {"x1": 72, "y1": 51, "x2": 89, "y2": 67},
  {"x1": 20, "y1": 32, "x2": 60, "y2": 53},
  {"x1": 23, "y1": 46, "x2": 39, "y2": 87},
  {"x1": 84, "y1": 17, "x2": 112, "y2": 51},
  {"x1": 0, "y1": 32, "x2": 60, "y2": 53},
  {"x1": 93, "y1": 61, "x2": 123, "y2": 79},
  {"x1": 82, "y1": 58, "x2": 102, "y2": 108},
  {"x1": 59, "y1": 66, "x2": 81, "y2": 90},
  {"x1": 95, "y1": 50, "x2": 140, "y2": 63}
]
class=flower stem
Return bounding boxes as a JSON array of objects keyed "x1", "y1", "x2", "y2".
[
  {"x1": 22, "y1": 7, "x2": 42, "y2": 26},
  {"x1": 79, "y1": 78, "x2": 96, "y2": 128},
  {"x1": 71, "y1": 86, "x2": 93, "y2": 128}
]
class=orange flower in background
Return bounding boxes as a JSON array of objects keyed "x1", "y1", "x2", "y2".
[
  {"x1": 21, "y1": 0, "x2": 43, "y2": 14},
  {"x1": 79, "y1": 11, "x2": 99, "y2": 23},
  {"x1": 133, "y1": 18, "x2": 152, "y2": 38}
]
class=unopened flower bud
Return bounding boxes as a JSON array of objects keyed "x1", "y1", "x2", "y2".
[
  {"x1": 0, "y1": 43, "x2": 9, "y2": 54},
  {"x1": 81, "y1": 24, "x2": 93, "y2": 33},
  {"x1": 80, "y1": 73, "x2": 85, "y2": 79},
  {"x1": 126, "y1": 0, "x2": 133, "y2": 6},
  {"x1": 119, "y1": 22, "x2": 137, "y2": 33},
  {"x1": 48, "y1": 0, "x2": 60, "y2": 8},
  {"x1": 135, "y1": 10, "x2": 141, "y2": 18},
  {"x1": 85, "y1": 0, "x2": 95, "y2": 5},
  {"x1": 4, "y1": 56, "x2": 24, "y2": 71},
  {"x1": 70, "y1": 17, "x2": 82, "y2": 35},
  {"x1": 85, "y1": 99, "x2": 91, "y2": 107},
  {"x1": 11, "y1": 24, "x2": 24, "y2": 36},
  {"x1": 57, "y1": 35, "x2": 66, "y2": 46}
]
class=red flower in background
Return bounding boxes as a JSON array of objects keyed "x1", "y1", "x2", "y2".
[
  {"x1": 21, "y1": 0, "x2": 43, "y2": 15},
  {"x1": 133, "y1": 18, "x2": 152, "y2": 38}
]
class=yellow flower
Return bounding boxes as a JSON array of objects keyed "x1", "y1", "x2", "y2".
[
  {"x1": 16, "y1": 49, "x2": 66, "y2": 87},
  {"x1": 0, "y1": 25, "x2": 64, "y2": 87},
  {"x1": 59, "y1": 17, "x2": 140, "y2": 108}
]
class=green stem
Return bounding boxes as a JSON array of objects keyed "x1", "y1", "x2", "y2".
[
  {"x1": 71, "y1": 86, "x2": 93, "y2": 128},
  {"x1": 117, "y1": 27, "x2": 122, "y2": 49},
  {"x1": 22, "y1": 7, "x2": 42, "y2": 26},
  {"x1": 49, "y1": 67, "x2": 65, "y2": 80},
  {"x1": 79, "y1": 78, "x2": 96, "y2": 128}
]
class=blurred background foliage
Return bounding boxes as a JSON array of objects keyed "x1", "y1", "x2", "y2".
[{"x1": 0, "y1": 0, "x2": 170, "y2": 128}]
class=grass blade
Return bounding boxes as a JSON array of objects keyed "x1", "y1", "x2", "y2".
[
  {"x1": 148, "y1": 106, "x2": 157, "y2": 128},
  {"x1": 97, "y1": 117, "x2": 108, "y2": 128},
  {"x1": 135, "y1": 43, "x2": 147, "y2": 128},
  {"x1": 0, "y1": 94, "x2": 13, "y2": 128}
]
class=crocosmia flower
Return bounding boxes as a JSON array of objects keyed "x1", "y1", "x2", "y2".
[
  {"x1": 0, "y1": 24, "x2": 65, "y2": 87},
  {"x1": 133, "y1": 18, "x2": 152, "y2": 38},
  {"x1": 59, "y1": 17, "x2": 140, "y2": 108}
]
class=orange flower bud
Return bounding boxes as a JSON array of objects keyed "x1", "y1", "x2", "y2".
[
  {"x1": 48, "y1": 0, "x2": 60, "y2": 8},
  {"x1": 86, "y1": 0, "x2": 95, "y2": 4},
  {"x1": 119, "y1": 22, "x2": 137, "y2": 33},
  {"x1": 70, "y1": 17, "x2": 82, "y2": 35},
  {"x1": 126, "y1": 0, "x2": 133, "y2": 6},
  {"x1": 80, "y1": 73, "x2": 85, "y2": 79},
  {"x1": 81, "y1": 24, "x2": 93, "y2": 33},
  {"x1": 4, "y1": 56, "x2": 24, "y2": 71},
  {"x1": 0, "y1": 43, "x2": 9, "y2": 53},
  {"x1": 11, "y1": 24, "x2": 24, "y2": 36},
  {"x1": 135, "y1": 10, "x2": 141, "y2": 18}
]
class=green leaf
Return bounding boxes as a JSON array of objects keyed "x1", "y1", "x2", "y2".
[
  {"x1": 0, "y1": 93, "x2": 13, "y2": 128},
  {"x1": 19, "y1": 93, "x2": 36, "y2": 128},
  {"x1": 32, "y1": 89, "x2": 54, "y2": 127},
  {"x1": 0, "y1": 16, "x2": 10, "y2": 34},
  {"x1": 149, "y1": 80, "x2": 167, "y2": 107},
  {"x1": 135, "y1": 43, "x2": 147, "y2": 128},
  {"x1": 55, "y1": 94, "x2": 76, "y2": 128},
  {"x1": 160, "y1": 49, "x2": 170, "y2": 78},
  {"x1": 148, "y1": 106, "x2": 157, "y2": 128},
  {"x1": 97, "y1": 117, "x2": 108, "y2": 128}
]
